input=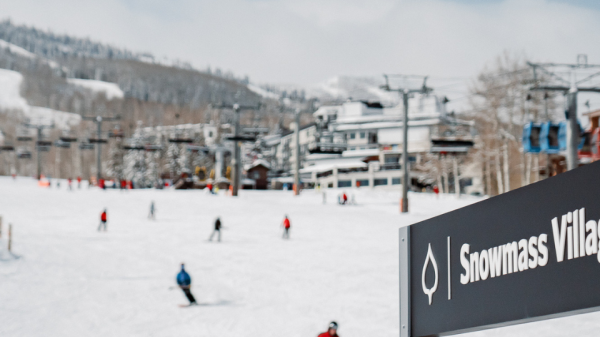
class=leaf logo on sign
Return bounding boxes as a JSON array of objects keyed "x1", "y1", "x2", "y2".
[{"x1": 422, "y1": 243, "x2": 438, "y2": 305}]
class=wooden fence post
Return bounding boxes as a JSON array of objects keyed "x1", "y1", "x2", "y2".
[{"x1": 8, "y1": 224, "x2": 12, "y2": 252}]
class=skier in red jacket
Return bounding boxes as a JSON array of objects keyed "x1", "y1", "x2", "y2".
[
  {"x1": 98, "y1": 209, "x2": 108, "y2": 231},
  {"x1": 318, "y1": 321, "x2": 339, "y2": 337},
  {"x1": 282, "y1": 215, "x2": 291, "y2": 239}
]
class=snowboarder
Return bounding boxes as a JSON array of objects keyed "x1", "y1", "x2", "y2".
[
  {"x1": 98, "y1": 209, "x2": 108, "y2": 231},
  {"x1": 282, "y1": 215, "x2": 291, "y2": 239},
  {"x1": 209, "y1": 217, "x2": 222, "y2": 242},
  {"x1": 318, "y1": 321, "x2": 340, "y2": 337},
  {"x1": 148, "y1": 201, "x2": 156, "y2": 220},
  {"x1": 176, "y1": 263, "x2": 197, "y2": 306}
]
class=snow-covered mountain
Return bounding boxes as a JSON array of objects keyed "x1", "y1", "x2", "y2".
[{"x1": 250, "y1": 76, "x2": 399, "y2": 106}]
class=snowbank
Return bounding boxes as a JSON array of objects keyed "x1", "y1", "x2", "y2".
[
  {"x1": 0, "y1": 39, "x2": 36, "y2": 60},
  {"x1": 0, "y1": 68, "x2": 28, "y2": 111},
  {"x1": 24, "y1": 106, "x2": 81, "y2": 129},
  {"x1": 67, "y1": 78, "x2": 125, "y2": 100}
]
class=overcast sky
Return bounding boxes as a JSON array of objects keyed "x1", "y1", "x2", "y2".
[{"x1": 2, "y1": 0, "x2": 600, "y2": 87}]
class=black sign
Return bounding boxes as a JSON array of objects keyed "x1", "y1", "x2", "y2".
[{"x1": 406, "y1": 161, "x2": 600, "y2": 336}]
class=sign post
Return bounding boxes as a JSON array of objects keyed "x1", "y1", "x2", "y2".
[{"x1": 401, "y1": 161, "x2": 600, "y2": 336}]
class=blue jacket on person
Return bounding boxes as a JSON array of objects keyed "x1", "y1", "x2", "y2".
[{"x1": 177, "y1": 266, "x2": 191, "y2": 287}]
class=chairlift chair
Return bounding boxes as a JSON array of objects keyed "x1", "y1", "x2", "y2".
[
  {"x1": 540, "y1": 122, "x2": 561, "y2": 154},
  {"x1": 54, "y1": 140, "x2": 71, "y2": 149},
  {"x1": 522, "y1": 122, "x2": 542, "y2": 153},
  {"x1": 17, "y1": 150, "x2": 32, "y2": 159},
  {"x1": 79, "y1": 143, "x2": 95, "y2": 150}
]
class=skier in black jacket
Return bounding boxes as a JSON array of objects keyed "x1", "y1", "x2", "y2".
[{"x1": 209, "y1": 217, "x2": 222, "y2": 242}]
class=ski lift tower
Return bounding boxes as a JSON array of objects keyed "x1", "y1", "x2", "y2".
[
  {"x1": 23, "y1": 121, "x2": 55, "y2": 180},
  {"x1": 211, "y1": 103, "x2": 261, "y2": 196},
  {"x1": 380, "y1": 75, "x2": 432, "y2": 213},
  {"x1": 528, "y1": 55, "x2": 600, "y2": 170},
  {"x1": 82, "y1": 115, "x2": 120, "y2": 181}
]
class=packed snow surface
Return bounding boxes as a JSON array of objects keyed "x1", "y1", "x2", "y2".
[
  {"x1": 67, "y1": 78, "x2": 125, "y2": 100},
  {"x1": 0, "y1": 69, "x2": 28, "y2": 111},
  {"x1": 0, "y1": 178, "x2": 598, "y2": 336}
]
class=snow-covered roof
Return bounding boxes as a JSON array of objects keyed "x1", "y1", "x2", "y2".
[
  {"x1": 341, "y1": 148, "x2": 379, "y2": 157},
  {"x1": 245, "y1": 159, "x2": 271, "y2": 171},
  {"x1": 299, "y1": 161, "x2": 367, "y2": 173},
  {"x1": 331, "y1": 118, "x2": 443, "y2": 132}
]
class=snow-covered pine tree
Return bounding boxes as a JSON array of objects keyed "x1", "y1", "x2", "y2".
[
  {"x1": 177, "y1": 131, "x2": 190, "y2": 176},
  {"x1": 144, "y1": 128, "x2": 160, "y2": 187},
  {"x1": 123, "y1": 122, "x2": 146, "y2": 187},
  {"x1": 105, "y1": 137, "x2": 124, "y2": 181},
  {"x1": 164, "y1": 134, "x2": 181, "y2": 180}
]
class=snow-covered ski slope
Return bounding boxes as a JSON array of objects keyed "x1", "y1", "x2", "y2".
[{"x1": 0, "y1": 177, "x2": 598, "y2": 337}]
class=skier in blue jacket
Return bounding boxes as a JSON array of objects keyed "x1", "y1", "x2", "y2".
[{"x1": 177, "y1": 263, "x2": 197, "y2": 305}]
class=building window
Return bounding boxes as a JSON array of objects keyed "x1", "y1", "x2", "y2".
[
  {"x1": 360, "y1": 132, "x2": 366, "y2": 139},
  {"x1": 338, "y1": 180, "x2": 351, "y2": 188},
  {"x1": 349, "y1": 133, "x2": 356, "y2": 139},
  {"x1": 374, "y1": 178, "x2": 388, "y2": 186},
  {"x1": 356, "y1": 179, "x2": 369, "y2": 187},
  {"x1": 392, "y1": 178, "x2": 401, "y2": 185},
  {"x1": 252, "y1": 171, "x2": 260, "y2": 179}
]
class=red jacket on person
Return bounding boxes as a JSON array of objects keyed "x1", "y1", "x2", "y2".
[
  {"x1": 101, "y1": 212, "x2": 107, "y2": 222},
  {"x1": 318, "y1": 333, "x2": 339, "y2": 337},
  {"x1": 283, "y1": 218, "x2": 290, "y2": 229}
]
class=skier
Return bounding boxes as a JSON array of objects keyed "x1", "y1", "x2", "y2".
[
  {"x1": 209, "y1": 217, "x2": 222, "y2": 242},
  {"x1": 322, "y1": 191, "x2": 326, "y2": 204},
  {"x1": 149, "y1": 201, "x2": 156, "y2": 220},
  {"x1": 342, "y1": 192, "x2": 348, "y2": 205},
  {"x1": 176, "y1": 263, "x2": 197, "y2": 306},
  {"x1": 98, "y1": 209, "x2": 108, "y2": 231},
  {"x1": 433, "y1": 185, "x2": 440, "y2": 198},
  {"x1": 282, "y1": 215, "x2": 291, "y2": 239},
  {"x1": 318, "y1": 321, "x2": 340, "y2": 337},
  {"x1": 77, "y1": 176, "x2": 81, "y2": 189},
  {"x1": 68, "y1": 178, "x2": 72, "y2": 190}
]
